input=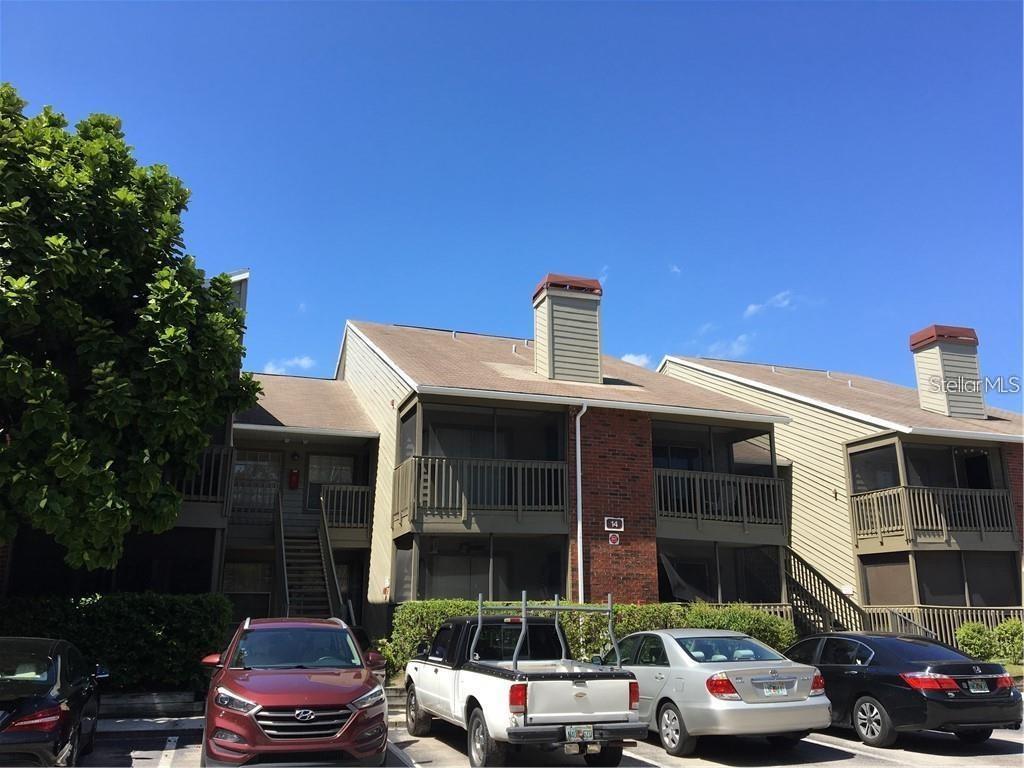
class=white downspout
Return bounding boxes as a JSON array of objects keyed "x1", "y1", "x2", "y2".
[{"x1": 575, "y1": 402, "x2": 588, "y2": 603}]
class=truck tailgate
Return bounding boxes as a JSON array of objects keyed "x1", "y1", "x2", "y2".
[{"x1": 526, "y1": 678, "x2": 630, "y2": 725}]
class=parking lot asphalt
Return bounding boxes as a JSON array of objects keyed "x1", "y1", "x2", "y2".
[{"x1": 81, "y1": 722, "x2": 1023, "y2": 768}]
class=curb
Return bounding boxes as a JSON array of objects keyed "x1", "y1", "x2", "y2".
[{"x1": 97, "y1": 716, "x2": 205, "y2": 735}]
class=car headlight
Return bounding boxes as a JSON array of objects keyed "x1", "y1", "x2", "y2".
[
  {"x1": 351, "y1": 684, "x2": 385, "y2": 710},
  {"x1": 214, "y1": 687, "x2": 259, "y2": 714}
]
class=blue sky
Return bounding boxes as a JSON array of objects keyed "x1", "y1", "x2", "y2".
[{"x1": 3, "y1": 2, "x2": 1021, "y2": 409}]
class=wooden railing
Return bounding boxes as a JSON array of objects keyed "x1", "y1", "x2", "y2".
[
  {"x1": 704, "y1": 602, "x2": 794, "y2": 622},
  {"x1": 864, "y1": 605, "x2": 1024, "y2": 648},
  {"x1": 176, "y1": 446, "x2": 233, "y2": 504},
  {"x1": 321, "y1": 485, "x2": 372, "y2": 528},
  {"x1": 654, "y1": 469, "x2": 787, "y2": 530},
  {"x1": 785, "y1": 549, "x2": 866, "y2": 633},
  {"x1": 230, "y1": 478, "x2": 279, "y2": 525},
  {"x1": 392, "y1": 456, "x2": 567, "y2": 525},
  {"x1": 852, "y1": 486, "x2": 1015, "y2": 544}
]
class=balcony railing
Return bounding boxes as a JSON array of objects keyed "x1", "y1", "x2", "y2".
[
  {"x1": 852, "y1": 486, "x2": 1015, "y2": 544},
  {"x1": 176, "y1": 446, "x2": 233, "y2": 504},
  {"x1": 321, "y1": 484, "x2": 372, "y2": 528},
  {"x1": 230, "y1": 478, "x2": 279, "y2": 525},
  {"x1": 393, "y1": 456, "x2": 567, "y2": 526},
  {"x1": 864, "y1": 605, "x2": 1024, "y2": 648},
  {"x1": 654, "y1": 469, "x2": 787, "y2": 530}
]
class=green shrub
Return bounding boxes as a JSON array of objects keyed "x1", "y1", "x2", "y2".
[
  {"x1": 0, "y1": 593, "x2": 232, "y2": 691},
  {"x1": 994, "y1": 619, "x2": 1023, "y2": 663},
  {"x1": 379, "y1": 600, "x2": 796, "y2": 678},
  {"x1": 955, "y1": 621, "x2": 997, "y2": 660}
]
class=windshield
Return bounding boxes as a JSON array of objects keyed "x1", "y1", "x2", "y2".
[
  {"x1": 470, "y1": 624, "x2": 564, "y2": 662},
  {"x1": 230, "y1": 628, "x2": 362, "y2": 670},
  {"x1": 676, "y1": 636, "x2": 784, "y2": 663},
  {"x1": 0, "y1": 642, "x2": 55, "y2": 687}
]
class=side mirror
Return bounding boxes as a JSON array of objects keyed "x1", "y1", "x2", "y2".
[
  {"x1": 201, "y1": 653, "x2": 222, "y2": 669},
  {"x1": 94, "y1": 664, "x2": 110, "y2": 680},
  {"x1": 365, "y1": 651, "x2": 387, "y2": 671},
  {"x1": 591, "y1": 655, "x2": 604, "y2": 666},
  {"x1": 416, "y1": 641, "x2": 430, "y2": 658}
]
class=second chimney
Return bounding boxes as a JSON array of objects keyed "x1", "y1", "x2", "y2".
[
  {"x1": 533, "y1": 273, "x2": 603, "y2": 383},
  {"x1": 910, "y1": 325, "x2": 986, "y2": 419}
]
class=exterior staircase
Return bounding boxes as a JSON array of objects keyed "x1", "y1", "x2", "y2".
[
  {"x1": 282, "y1": 527, "x2": 332, "y2": 618},
  {"x1": 784, "y1": 548, "x2": 867, "y2": 636}
]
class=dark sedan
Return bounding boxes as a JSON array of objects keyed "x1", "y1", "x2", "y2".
[
  {"x1": 0, "y1": 638, "x2": 107, "y2": 766},
  {"x1": 786, "y1": 632, "x2": 1021, "y2": 747}
]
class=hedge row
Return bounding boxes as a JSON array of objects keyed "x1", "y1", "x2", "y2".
[
  {"x1": 378, "y1": 600, "x2": 798, "y2": 677},
  {"x1": 955, "y1": 619, "x2": 1023, "y2": 663},
  {"x1": 0, "y1": 593, "x2": 233, "y2": 691}
]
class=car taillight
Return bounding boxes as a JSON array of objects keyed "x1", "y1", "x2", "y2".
[
  {"x1": 509, "y1": 683, "x2": 527, "y2": 715},
  {"x1": 706, "y1": 672, "x2": 741, "y2": 700},
  {"x1": 900, "y1": 672, "x2": 959, "y2": 691},
  {"x1": 994, "y1": 674, "x2": 1014, "y2": 690},
  {"x1": 628, "y1": 681, "x2": 639, "y2": 711},
  {"x1": 809, "y1": 673, "x2": 826, "y2": 697},
  {"x1": 7, "y1": 706, "x2": 65, "y2": 732}
]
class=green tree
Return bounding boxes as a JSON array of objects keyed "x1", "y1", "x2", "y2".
[{"x1": 0, "y1": 84, "x2": 259, "y2": 569}]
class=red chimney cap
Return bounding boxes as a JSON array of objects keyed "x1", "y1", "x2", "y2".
[
  {"x1": 533, "y1": 273, "x2": 603, "y2": 300},
  {"x1": 909, "y1": 325, "x2": 979, "y2": 352}
]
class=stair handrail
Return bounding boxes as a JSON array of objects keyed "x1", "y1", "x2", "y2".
[
  {"x1": 274, "y1": 490, "x2": 290, "y2": 618},
  {"x1": 785, "y1": 549, "x2": 867, "y2": 631},
  {"x1": 883, "y1": 607, "x2": 937, "y2": 639},
  {"x1": 319, "y1": 497, "x2": 345, "y2": 621}
]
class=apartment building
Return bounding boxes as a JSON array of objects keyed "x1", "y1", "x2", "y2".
[{"x1": 661, "y1": 325, "x2": 1023, "y2": 642}]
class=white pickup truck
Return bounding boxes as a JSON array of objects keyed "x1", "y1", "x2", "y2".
[{"x1": 404, "y1": 596, "x2": 647, "y2": 767}]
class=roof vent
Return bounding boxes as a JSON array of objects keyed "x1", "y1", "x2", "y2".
[
  {"x1": 909, "y1": 325, "x2": 985, "y2": 419},
  {"x1": 532, "y1": 273, "x2": 603, "y2": 383}
]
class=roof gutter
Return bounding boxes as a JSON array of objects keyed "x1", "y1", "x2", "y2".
[
  {"x1": 903, "y1": 427, "x2": 1023, "y2": 444},
  {"x1": 415, "y1": 385, "x2": 789, "y2": 424},
  {"x1": 233, "y1": 423, "x2": 379, "y2": 440}
]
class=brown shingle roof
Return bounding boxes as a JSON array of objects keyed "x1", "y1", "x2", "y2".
[
  {"x1": 236, "y1": 374, "x2": 376, "y2": 435},
  {"x1": 348, "y1": 321, "x2": 785, "y2": 423},
  {"x1": 665, "y1": 357, "x2": 1022, "y2": 440}
]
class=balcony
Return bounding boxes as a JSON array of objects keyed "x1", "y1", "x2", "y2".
[
  {"x1": 321, "y1": 484, "x2": 372, "y2": 546},
  {"x1": 174, "y1": 446, "x2": 233, "y2": 525},
  {"x1": 852, "y1": 486, "x2": 1017, "y2": 552},
  {"x1": 392, "y1": 456, "x2": 568, "y2": 534},
  {"x1": 654, "y1": 468, "x2": 788, "y2": 545}
]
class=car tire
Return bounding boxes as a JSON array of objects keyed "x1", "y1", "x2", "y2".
[
  {"x1": 956, "y1": 728, "x2": 993, "y2": 745},
  {"x1": 767, "y1": 731, "x2": 809, "y2": 749},
  {"x1": 467, "y1": 707, "x2": 506, "y2": 767},
  {"x1": 80, "y1": 719, "x2": 96, "y2": 756},
  {"x1": 405, "y1": 685, "x2": 432, "y2": 737},
  {"x1": 658, "y1": 702, "x2": 698, "y2": 757},
  {"x1": 852, "y1": 696, "x2": 897, "y2": 748},
  {"x1": 583, "y1": 745, "x2": 624, "y2": 767}
]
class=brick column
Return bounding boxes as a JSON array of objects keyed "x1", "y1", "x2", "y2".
[
  {"x1": 567, "y1": 406, "x2": 659, "y2": 603},
  {"x1": 1005, "y1": 442, "x2": 1023, "y2": 546}
]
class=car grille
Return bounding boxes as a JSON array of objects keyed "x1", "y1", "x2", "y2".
[{"x1": 254, "y1": 706, "x2": 352, "y2": 739}]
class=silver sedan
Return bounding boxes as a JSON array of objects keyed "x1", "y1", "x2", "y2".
[{"x1": 605, "y1": 629, "x2": 831, "y2": 756}]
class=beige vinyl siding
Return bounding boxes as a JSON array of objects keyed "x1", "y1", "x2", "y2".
[
  {"x1": 662, "y1": 359, "x2": 880, "y2": 599},
  {"x1": 533, "y1": 298, "x2": 551, "y2": 378},
  {"x1": 339, "y1": 330, "x2": 413, "y2": 627},
  {"x1": 937, "y1": 343, "x2": 986, "y2": 419},
  {"x1": 550, "y1": 296, "x2": 601, "y2": 383},
  {"x1": 913, "y1": 346, "x2": 948, "y2": 415}
]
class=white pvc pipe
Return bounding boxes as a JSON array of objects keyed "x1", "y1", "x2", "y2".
[{"x1": 575, "y1": 403, "x2": 588, "y2": 604}]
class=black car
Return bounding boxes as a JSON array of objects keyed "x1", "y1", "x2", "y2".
[
  {"x1": 785, "y1": 632, "x2": 1022, "y2": 747},
  {"x1": 0, "y1": 638, "x2": 108, "y2": 766}
]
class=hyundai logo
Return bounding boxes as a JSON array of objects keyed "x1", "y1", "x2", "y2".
[{"x1": 294, "y1": 709, "x2": 316, "y2": 722}]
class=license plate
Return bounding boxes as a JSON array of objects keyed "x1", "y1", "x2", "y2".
[
  {"x1": 763, "y1": 683, "x2": 788, "y2": 697},
  {"x1": 967, "y1": 679, "x2": 989, "y2": 694},
  {"x1": 565, "y1": 725, "x2": 594, "y2": 742}
]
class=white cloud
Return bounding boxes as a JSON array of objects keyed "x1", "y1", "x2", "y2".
[
  {"x1": 744, "y1": 290, "x2": 793, "y2": 318},
  {"x1": 696, "y1": 322, "x2": 715, "y2": 336},
  {"x1": 263, "y1": 361, "x2": 287, "y2": 374},
  {"x1": 599, "y1": 264, "x2": 610, "y2": 285},
  {"x1": 707, "y1": 334, "x2": 752, "y2": 359},
  {"x1": 298, "y1": 302, "x2": 307, "y2": 313},
  {"x1": 263, "y1": 355, "x2": 316, "y2": 374},
  {"x1": 669, "y1": 264, "x2": 681, "y2": 275},
  {"x1": 621, "y1": 353, "x2": 652, "y2": 368}
]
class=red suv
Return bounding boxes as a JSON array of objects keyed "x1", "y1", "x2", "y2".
[{"x1": 200, "y1": 618, "x2": 388, "y2": 767}]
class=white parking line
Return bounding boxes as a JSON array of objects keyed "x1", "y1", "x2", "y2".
[
  {"x1": 156, "y1": 736, "x2": 178, "y2": 768},
  {"x1": 623, "y1": 748, "x2": 666, "y2": 767},
  {"x1": 805, "y1": 736, "x2": 907, "y2": 764},
  {"x1": 388, "y1": 739, "x2": 423, "y2": 768}
]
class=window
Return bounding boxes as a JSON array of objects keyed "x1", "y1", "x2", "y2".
[
  {"x1": 230, "y1": 627, "x2": 361, "y2": 670},
  {"x1": 470, "y1": 625, "x2": 563, "y2": 662},
  {"x1": 66, "y1": 646, "x2": 88, "y2": 683},
  {"x1": 916, "y1": 552, "x2": 966, "y2": 606},
  {"x1": 232, "y1": 451, "x2": 281, "y2": 510},
  {"x1": 904, "y1": 445, "x2": 956, "y2": 488},
  {"x1": 653, "y1": 444, "x2": 703, "y2": 471},
  {"x1": 785, "y1": 639, "x2": 820, "y2": 665},
  {"x1": 849, "y1": 445, "x2": 899, "y2": 493},
  {"x1": 399, "y1": 408, "x2": 417, "y2": 462},
  {"x1": 421, "y1": 405, "x2": 564, "y2": 461},
  {"x1": 861, "y1": 553, "x2": 914, "y2": 606},
  {"x1": 419, "y1": 535, "x2": 565, "y2": 601},
  {"x1": 819, "y1": 638, "x2": 872, "y2": 666},
  {"x1": 636, "y1": 636, "x2": 669, "y2": 666},
  {"x1": 604, "y1": 634, "x2": 642, "y2": 666},
  {"x1": 429, "y1": 627, "x2": 455, "y2": 662},
  {"x1": 658, "y1": 542, "x2": 781, "y2": 603},
  {"x1": 676, "y1": 636, "x2": 783, "y2": 663},
  {"x1": 964, "y1": 552, "x2": 1021, "y2": 606},
  {"x1": 306, "y1": 454, "x2": 354, "y2": 510},
  {"x1": 880, "y1": 638, "x2": 968, "y2": 663}
]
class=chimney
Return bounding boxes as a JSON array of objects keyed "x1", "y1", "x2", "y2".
[
  {"x1": 533, "y1": 273, "x2": 603, "y2": 383},
  {"x1": 909, "y1": 325, "x2": 986, "y2": 419}
]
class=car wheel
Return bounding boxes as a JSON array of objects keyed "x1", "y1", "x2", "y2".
[
  {"x1": 767, "y1": 731, "x2": 809, "y2": 749},
  {"x1": 583, "y1": 745, "x2": 624, "y2": 767},
  {"x1": 405, "y1": 685, "x2": 432, "y2": 737},
  {"x1": 956, "y1": 728, "x2": 993, "y2": 745},
  {"x1": 467, "y1": 707, "x2": 506, "y2": 767},
  {"x1": 658, "y1": 702, "x2": 698, "y2": 757},
  {"x1": 852, "y1": 696, "x2": 897, "y2": 748},
  {"x1": 80, "y1": 719, "x2": 96, "y2": 756}
]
